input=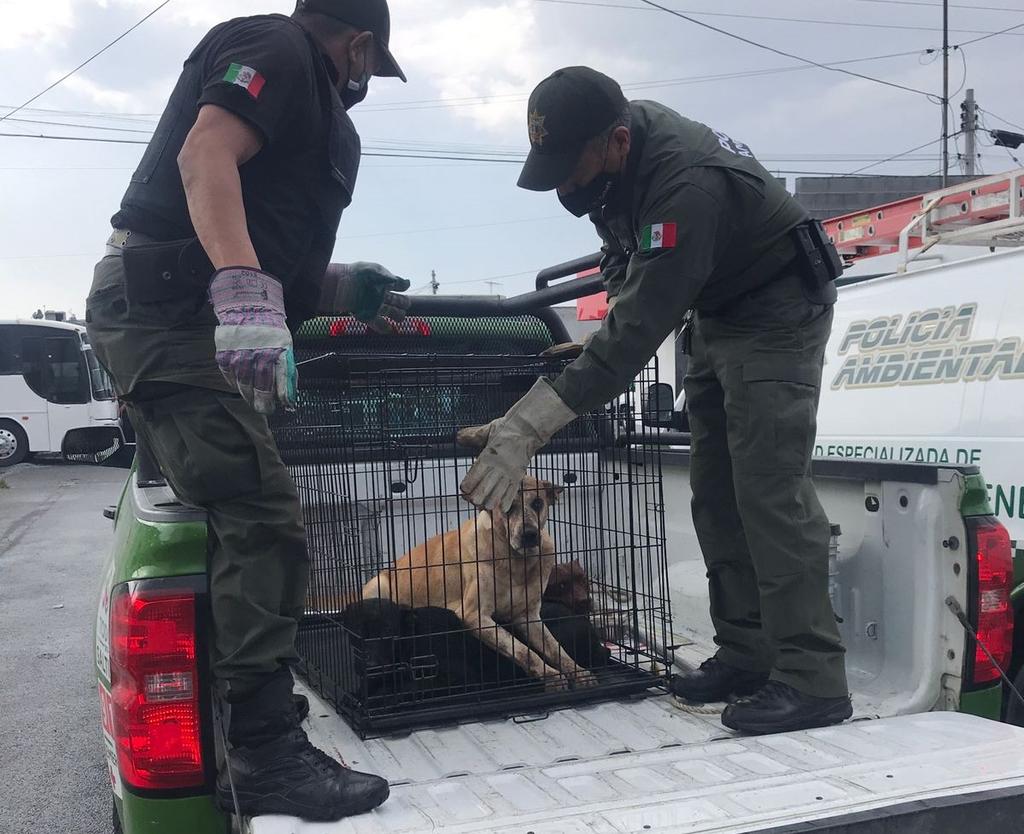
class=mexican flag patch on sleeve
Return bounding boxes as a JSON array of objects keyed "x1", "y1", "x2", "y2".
[
  {"x1": 224, "y1": 63, "x2": 266, "y2": 99},
  {"x1": 640, "y1": 222, "x2": 678, "y2": 252}
]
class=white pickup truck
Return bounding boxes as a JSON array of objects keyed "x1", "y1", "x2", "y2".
[{"x1": 97, "y1": 267, "x2": 1024, "y2": 834}]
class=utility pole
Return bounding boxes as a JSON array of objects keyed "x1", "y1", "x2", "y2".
[
  {"x1": 941, "y1": 0, "x2": 950, "y2": 186},
  {"x1": 485, "y1": 281, "x2": 502, "y2": 296},
  {"x1": 961, "y1": 88, "x2": 978, "y2": 176},
  {"x1": 430, "y1": 269, "x2": 439, "y2": 295}
]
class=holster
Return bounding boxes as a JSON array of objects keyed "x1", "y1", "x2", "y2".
[
  {"x1": 122, "y1": 237, "x2": 214, "y2": 305},
  {"x1": 791, "y1": 221, "x2": 842, "y2": 305}
]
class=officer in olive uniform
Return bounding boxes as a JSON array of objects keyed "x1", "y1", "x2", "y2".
[
  {"x1": 460, "y1": 67, "x2": 852, "y2": 735},
  {"x1": 86, "y1": 0, "x2": 408, "y2": 821}
]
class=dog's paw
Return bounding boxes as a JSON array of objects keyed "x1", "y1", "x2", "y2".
[
  {"x1": 544, "y1": 671, "x2": 571, "y2": 692},
  {"x1": 572, "y1": 669, "x2": 599, "y2": 688}
]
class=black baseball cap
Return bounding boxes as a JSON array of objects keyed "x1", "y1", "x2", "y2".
[
  {"x1": 298, "y1": 0, "x2": 407, "y2": 82},
  {"x1": 518, "y1": 66, "x2": 627, "y2": 192}
]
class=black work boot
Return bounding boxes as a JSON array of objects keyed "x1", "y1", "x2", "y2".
[
  {"x1": 721, "y1": 680, "x2": 853, "y2": 735},
  {"x1": 220, "y1": 671, "x2": 389, "y2": 821},
  {"x1": 670, "y1": 656, "x2": 769, "y2": 703},
  {"x1": 218, "y1": 726, "x2": 390, "y2": 821}
]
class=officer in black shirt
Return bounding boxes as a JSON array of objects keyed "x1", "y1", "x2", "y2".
[{"x1": 86, "y1": 0, "x2": 407, "y2": 821}]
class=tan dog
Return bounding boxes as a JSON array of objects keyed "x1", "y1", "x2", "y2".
[{"x1": 361, "y1": 475, "x2": 597, "y2": 691}]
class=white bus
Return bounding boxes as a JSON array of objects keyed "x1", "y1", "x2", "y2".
[{"x1": 0, "y1": 319, "x2": 125, "y2": 467}]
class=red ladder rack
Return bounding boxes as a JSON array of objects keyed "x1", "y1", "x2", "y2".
[{"x1": 823, "y1": 168, "x2": 1024, "y2": 265}]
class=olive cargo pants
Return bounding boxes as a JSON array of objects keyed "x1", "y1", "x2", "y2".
[
  {"x1": 86, "y1": 254, "x2": 308, "y2": 700},
  {"x1": 684, "y1": 270, "x2": 848, "y2": 699}
]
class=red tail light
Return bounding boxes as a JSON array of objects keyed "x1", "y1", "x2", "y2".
[
  {"x1": 967, "y1": 517, "x2": 1014, "y2": 686},
  {"x1": 110, "y1": 584, "x2": 204, "y2": 790},
  {"x1": 328, "y1": 317, "x2": 431, "y2": 337}
]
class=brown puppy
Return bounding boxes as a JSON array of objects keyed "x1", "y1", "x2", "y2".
[{"x1": 361, "y1": 475, "x2": 597, "y2": 690}]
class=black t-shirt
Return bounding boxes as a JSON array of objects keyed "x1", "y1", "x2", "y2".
[{"x1": 113, "y1": 14, "x2": 360, "y2": 324}]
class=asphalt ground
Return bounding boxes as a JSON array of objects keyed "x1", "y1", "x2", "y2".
[{"x1": 0, "y1": 461, "x2": 129, "y2": 834}]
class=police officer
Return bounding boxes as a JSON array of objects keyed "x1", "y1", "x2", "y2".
[
  {"x1": 460, "y1": 67, "x2": 852, "y2": 735},
  {"x1": 86, "y1": 0, "x2": 408, "y2": 821}
]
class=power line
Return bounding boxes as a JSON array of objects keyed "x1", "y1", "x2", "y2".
[
  {"x1": 978, "y1": 112, "x2": 1024, "y2": 168},
  {"x1": 359, "y1": 50, "x2": 932, "y2": 113},
  {"x1": 0, "y1": 128, "x2": 947, "y2": 169},
  {"x1": 5, "y1": 117, "x2": 155, "y2": 135},
  {"x1": 535, "y1": 0, "x2": 1024, "y2": 37},
  {"x1": 1, "y1": 49, "x2": 931, "y2": 119},
  {"x1": 0, "y1": 104, "x2": 161, "y2": 120},
  {"x1": 0, "y1": 1, "x2": 171, "y2": 124},
  {"x1": 632, "y1": 0, "x2": 936, "y2": 97},
  {"x1": 0, "y1": 130, "x2": 532, "y2": 161},
  {"x1": 980, "y1": 108, "x2": 1024, "y2": 133},
  {"x1": 338, "y1": 214, "x2": 568, "y2": 240},
  {"x1": 857, "y1": 0, "x2": 1024, "y2": 12},
  {"x1": 0, "y1": 131, "x2": 150, "y2": 146},
  {"x1": 955, "y1": 18, "x2": 1024, "y2": 46},
  {"x1": 843, "y1": 135, "x2": 956, "y2": 176}
]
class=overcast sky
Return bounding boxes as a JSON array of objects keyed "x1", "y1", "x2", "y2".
[{"x1": 1, "y1": 0, "x2": 1021, "y2": 318}]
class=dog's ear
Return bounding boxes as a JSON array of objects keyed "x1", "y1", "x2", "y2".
[
  {"x1": 546, "y1": 483, "x2": 564, "y2": 503},
  {"x1": 457, "y1": 421, "x2": 494, "y2": 451}
]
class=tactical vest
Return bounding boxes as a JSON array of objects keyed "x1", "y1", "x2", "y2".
[{"x1": 112, "y1": 15, "x2": 360, "y2": 326}]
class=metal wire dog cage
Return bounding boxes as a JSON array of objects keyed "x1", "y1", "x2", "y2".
[{"x1": 272, "y1": 299, "x2": 672, "y2": 736}]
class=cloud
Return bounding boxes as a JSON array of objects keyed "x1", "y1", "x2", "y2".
[
  {"x1": 381, "y1": 0, "x2": 651, "y2": 134},
  {"x1": 391, "y1": 1, "x2": 541, "y2": 131},
  {"x1": 0, "y1": 0, "x2": 76, "y2": 50},
  {"x1": 58, "y1": 73, "x2": 140, "y2": 111}
]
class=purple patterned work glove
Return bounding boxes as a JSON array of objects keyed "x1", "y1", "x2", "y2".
[{"x1": 209, "y1": 267, "x2": 297, "y2": 416}]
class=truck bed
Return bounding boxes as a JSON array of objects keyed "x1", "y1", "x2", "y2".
[{"x1": 250, "y1": 681, "x2": 1024, "y2": 834}]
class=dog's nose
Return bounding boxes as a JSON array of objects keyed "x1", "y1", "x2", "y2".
[{"x1": 520, "y1": 529, "x2": 540, "y2": 548}]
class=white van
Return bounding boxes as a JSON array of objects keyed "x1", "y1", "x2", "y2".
[
  {"x1": 0, "y1": 319, "x2": 124, "y2": 466},
  {"x1": 816, "y1": 170, "x2": 1024, "y2": 547}
]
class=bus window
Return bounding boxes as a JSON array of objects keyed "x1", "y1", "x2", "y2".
[
  {"x1": 85, "y1": 349, "x2": 115, "y2": 401},
  {"x1": 21, "y1": 335, "x2": 91, "y2": 405},
  {"x1": 0, "y1": 325, "x2": 15, "y2": 375}
]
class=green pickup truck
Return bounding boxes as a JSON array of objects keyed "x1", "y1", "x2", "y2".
[{"x1": 95, "y1": 263, "x2": 1024, "y2": 834}]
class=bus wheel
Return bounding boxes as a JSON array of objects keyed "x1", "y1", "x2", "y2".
[{"x1": 0, "y1": 420, "x2": 29, "y2": 467}]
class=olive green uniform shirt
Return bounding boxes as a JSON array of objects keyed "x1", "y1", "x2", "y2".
[{"x1": 552, "y1": 100, "x2": 808, "y2": 414}]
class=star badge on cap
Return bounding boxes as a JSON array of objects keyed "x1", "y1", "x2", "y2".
[{"x1": 528, "y1": 110, "x2": 549, "y2": 148}]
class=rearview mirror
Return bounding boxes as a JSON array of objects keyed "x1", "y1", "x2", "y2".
[{"x1": 643, "y1": 383, "x2": 677, "y2": 429}]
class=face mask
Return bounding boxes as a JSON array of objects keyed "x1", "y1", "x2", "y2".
[
  {"x1": 340, "y1": 44, "x2": 371, "y2": 109},
  {"x1": 558, "y1": 172, "x2": 618, "y2": 218},
  {"x1": 341, "y1": 71, "x2": 370, "y2": 109},
  {"x1": 557, "y1": 136, "x2": 621, "y2": 218}
]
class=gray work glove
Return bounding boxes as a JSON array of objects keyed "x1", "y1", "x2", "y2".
[
  {"x1": 209, "y1": 267, "x2": 297, "y2": 415},
  {"x1": 458, "y1": 378, "x2": 578, "y2": 512},
  {"x1": 322, "y1": 262, "x2": 412, "y2": 334}
]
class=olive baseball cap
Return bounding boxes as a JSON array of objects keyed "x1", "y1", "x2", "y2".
[
  {"x1": 298, "y1": 0, "x2": 407, "y2": 82},
  {"x1": 518, "y1": 66, "x2": 627, "y2": 192}
]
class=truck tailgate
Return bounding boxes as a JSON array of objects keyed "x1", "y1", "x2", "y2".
[{"x1": 249, "y1": 686, "x2": 1024, "y2": 834}]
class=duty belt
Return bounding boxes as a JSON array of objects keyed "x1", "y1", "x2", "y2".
[{"x1": 105, "y1": 228, "x2": 160, "y2": 256}]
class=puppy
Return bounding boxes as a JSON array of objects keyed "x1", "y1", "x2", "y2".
[
  {"x1": 362, "y1": 475, "x2": 597, "y2": 691},
  {"x1": 543, "y1": 560, "x2": 592, "y2": 615}
]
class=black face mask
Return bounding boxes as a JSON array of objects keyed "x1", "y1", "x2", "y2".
[
  {"x1": 558, "y1": 172, "x2": 618, "y2": 218},
  {"x1": 558, "y1": 137, "x2": 621, "y2": 217},
  {"x1": 340, "y1": 44, "x2": 371, "y2": 110},
  {"x1": 340, "y1": 71, "x2": 370, "y2": 109}
]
